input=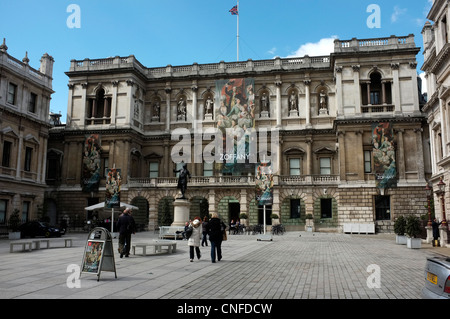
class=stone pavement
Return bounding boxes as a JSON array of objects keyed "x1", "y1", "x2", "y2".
[{"x1": 0, "y1": 230, "x2": 448, "y2": 301}]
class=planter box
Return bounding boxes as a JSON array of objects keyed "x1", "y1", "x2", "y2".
[
  {"x1": 406, "y1": 237, "x2": 422, "y2": 249},
  {"x1": 395, "y1": 235, "x2": 407, "y2": 245}
]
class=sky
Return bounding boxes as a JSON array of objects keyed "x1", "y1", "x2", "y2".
[{"x1": 0, "y1": 0, "x2": 434, "y2": 123}]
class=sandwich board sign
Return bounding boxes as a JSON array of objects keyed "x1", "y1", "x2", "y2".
[{"x1": 80, "y1": 227, "x2": 117, "y2": 281}]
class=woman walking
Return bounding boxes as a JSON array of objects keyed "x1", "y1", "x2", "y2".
[
  {"x1": 206, "y1": 212, "x2": 226, "y2": 263},
  {"x1": 188, "y1": 217, "x2": 202, "y2": 262}
]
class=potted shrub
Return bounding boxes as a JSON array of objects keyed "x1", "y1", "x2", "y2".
[
  {"x1": 271, "y1": 213, "x2": 280, "y2": 225},
  {"x1": 8, "y1": 209, "x2": 21, "y2": 240},
  {"x1": 239, "y1": 213, "x2": 248, "y2": 226},
  {"x1": 405, "y1": 215, "x2": 422, "y2": 249},
  {"x1": 305, "y1": 213, "x2": 314, "y2": 232},
  {"x1": 394, "y1": 216, "x2": 407, "y2": 245}
]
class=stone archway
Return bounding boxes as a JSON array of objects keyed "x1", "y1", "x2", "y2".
[
  {"x1": 189, "y1": 196, "x2": 209, "y2": 221},
  {"x1": 217, "y1": 196, "x2": 239, "y2": 224},
  {"x1": 157, "y1": 196, "x2": 175, "y2": 226}
]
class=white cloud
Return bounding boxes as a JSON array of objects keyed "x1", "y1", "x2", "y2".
[
  {"x1": 267, "y1": 47, "x2": 277, "y2": 55},
  {"x1": 391, "y1": 6, "x2": 407, "y2": 23},
  {"x1": 285, "y1": 36, "x2": 337, "y2": 58}
]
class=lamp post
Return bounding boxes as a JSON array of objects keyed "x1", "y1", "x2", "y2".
[
  {"x1": 425, "y1": 182, "x2": 432, "y2": 227},
  {"x1": 436, "y1": 177, "x2": 447, "y2": 227}
]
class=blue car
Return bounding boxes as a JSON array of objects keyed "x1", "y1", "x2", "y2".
[
  {"x1": 18, "y1": 221, "x2": 63, "y2": 238},
  {"x1": 422, "y1": 256, "x2": 450, "y2": 299}
]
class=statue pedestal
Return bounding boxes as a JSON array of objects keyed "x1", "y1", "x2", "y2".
[
  {"x1": 260, "y1": 111, "x2": 269, "y2": 118},
  {"x1": 172, "y1": 198, "x2": 190, "y2": 227}
]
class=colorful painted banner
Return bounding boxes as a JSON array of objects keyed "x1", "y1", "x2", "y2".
[
  {"x1": 372, "y1": 122, "x2": 397, "y2": 188},
  {"x1": 215, "y1": 78, "x2": 255, "y2": 175},
  {"x1": 105, "y1": 168, "x2": 121, "y2": 208},
  {"x1": 255, "y1": 162, "x2": 274, "y2": 205},
  {"x1": 82, "y1": 134, "x2": 101, "y2": 192}
]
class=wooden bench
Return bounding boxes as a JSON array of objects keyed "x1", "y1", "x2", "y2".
[
  {"x1": 10, "y1": 240, "x2": 33, "y2": 253},
  {"x1": 132, "y1": 240, "x2": 177, "y2": 256}
]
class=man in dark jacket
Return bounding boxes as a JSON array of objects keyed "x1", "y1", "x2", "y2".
[
  {"x1": 206, "y1": 212, "x2": 226, "y2": 263},
  {"x1": 117, "y1": 208, "x2": 136, "y2": 258},
  {"x1": 432, "y1": 218, "x2": 442, "y2": 247}
]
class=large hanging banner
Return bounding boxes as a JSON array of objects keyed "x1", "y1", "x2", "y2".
[
  {"x1": 215, "y1": 78, "x2": 256, "y2": 175},
  {"x1": 105, "y1": 168, "x2": 121, "y2": 208},
  {"x1": 372, "y1": 122, "x2": 397, "y2": 189},
  {"x1": 82, "y1": 134, "x2": 102, "y2": 192},
  {"x1": 255, "y1": 162, "x2": 274, "y2": 205}
]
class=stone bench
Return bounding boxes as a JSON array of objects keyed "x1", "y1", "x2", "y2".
[
  {"x1": 49, "y1": 238, "x2": 73, "y2": 248},
  {"x1": 132, "y1": 240, "x2": 177, "y2": 256},
  {"x1": 10, "y1": 240, "x2": 33, "y2": 253}
]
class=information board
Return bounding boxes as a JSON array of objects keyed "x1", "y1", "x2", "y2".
[{"x1": 80, "y1": 227, "x2": 117, "y2": 281}]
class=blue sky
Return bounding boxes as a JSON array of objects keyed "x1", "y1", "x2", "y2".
[{"x1": 0, "y1": 0, "x2": 433, "y2": 123}]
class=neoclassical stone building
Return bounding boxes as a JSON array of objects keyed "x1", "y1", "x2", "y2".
[
  {"x1": 421, "y1": 0, "x2": 450, "y2": 244},
  {"x1": 0, "y1": 39, "x2": 54, "y2": 226},
  {"x1": 46, "y1": 34, "x2": 431, "y2": 233}
]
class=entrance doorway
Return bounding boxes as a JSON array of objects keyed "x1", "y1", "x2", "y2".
[
  {"x1": 258, "y1": 205, "x2": 272, "y2": 225},
  {"x1": 228, "y1": 202, "x2": 240, "y2": 224}
]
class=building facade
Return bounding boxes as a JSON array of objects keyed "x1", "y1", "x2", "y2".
[
  {"x1": 421, "y1": 0, "x2": 450, "y2": 243},
  {"x1": 0, "y1": 39, "x2": 54, "y2": 227},
  {"x1": 46, "y1": 34, "x2": 431, "y2": 233}
]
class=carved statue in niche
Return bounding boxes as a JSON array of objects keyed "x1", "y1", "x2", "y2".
[
  {"x1": 260, "y1": 92, "x2": 270, "y2": 115},
  {"x1": 205, "y1": 96, "x2": 213, "y2": 114},
  {"x1": 153, "y1": 100, "x2": 160, "y2": 119},
  {"x1": 177, "y1": 97, "x2": 186, "y2": 121},
  {"x1": 289, "y1": 90, "x2": 298, "y2": 111},
  {"x1": 319, "y1": 90, "x2": 328, "y2": 115}
]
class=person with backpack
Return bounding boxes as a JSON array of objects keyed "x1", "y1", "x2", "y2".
[{"x1": 117, "y1": 207, "x2": 136, "y2": 258}]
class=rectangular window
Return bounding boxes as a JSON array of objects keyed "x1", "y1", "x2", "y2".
[
  {"x1": 289, "y1": 158, "x2": 301, "y2": 176},
  {"x1": 320, "y1": 198, "x2": 332, "y2": 219},
  {"x1": 149, "y1": 162, "x2": 159, "y2": 178},
  {"x1": 375, "y1": 195, "x2": 390, "y2": 220},
  {"x1": 2, "y1": 141, "x2": 12, "y2": 167},
  {"x1": 370, "y1": 91, "x2": 380, "y2": 105},
  {"x1": 24, "y1": 147, "x2": 32, "y2": 172},
  {"x1": 102, "y1": 157, "x2": 109, "y2": 178},
  {"x1": 7, "y1": 83, "x2": 17, "y2": 105},
  {"x1": 203, "y1": 162, "x2": 213, "y2": 177},
  {"x1": 290, "y1": 199, "x2": 301, "y2": 219},
  {"x1": 29, "y1": 93, "x2": 37, "y2": 113},
  {"x1": 364, "y1": 150, "x2": 372, "y2": 173},
  {"x1": 319, "y1": 158, "x2": 331, "y2": 175},
  {"x1": 0, "y1": 199, "x2": 7, "y2": 224},
  {"x1": 22, "y1": 201, "x2": 30, "y2": 222}
]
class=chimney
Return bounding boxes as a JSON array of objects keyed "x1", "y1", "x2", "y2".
[{"x1": 39, "y1": 53, "x2": 54, "y2": 77}]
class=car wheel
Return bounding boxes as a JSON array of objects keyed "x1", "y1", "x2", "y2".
[{"x1": 45, "y1": 231, "x2": 50, "y2": 238}]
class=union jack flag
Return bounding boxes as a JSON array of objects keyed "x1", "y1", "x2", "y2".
[{"x1": 229, "y1": 5, "x2": 238, "y2": 15}]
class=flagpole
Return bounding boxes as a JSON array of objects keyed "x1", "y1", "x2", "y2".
[{"x1": 237, "y1": 0, "x2": 239, "y2": 61}]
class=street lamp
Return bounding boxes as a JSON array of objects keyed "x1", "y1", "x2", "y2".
[
  {"x1": 425, "y1": 182, "x2": 432, "y2": 226},
  {"x1": 436, "y1": 177, "x2": 447, "y2": 227}
]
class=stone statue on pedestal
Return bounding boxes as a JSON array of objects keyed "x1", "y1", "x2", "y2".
[{"x1": 173, "y1": 163, "x2": 191, "y2": 199}]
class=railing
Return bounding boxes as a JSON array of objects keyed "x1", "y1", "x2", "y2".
[
  {"x1": 128, "y1": 174, "x2": 339, "y2": 187},
  {"x1": 334, "y1": 34, "x2": 415, "y2": 53},
  {"x1": 361, "y1": 104, "x2": 394, "y2": 113}
]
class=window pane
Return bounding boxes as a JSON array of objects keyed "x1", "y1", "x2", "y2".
[
  {"x1": 29, "y1": 93, "x2": 37, "y2": 113},
  {"x1": 320, "y1": 158, "x2": 331, "y2": 175},
  {"x1": 24, "y1": 147, "x2": 32, "y2": 171},
  {"x1": 289, "y1": 158, "x2": 300, "y2": 175},
  {"x1": 149, "y1": 162, "x2": 159, "y2": 178},
  {"x1": 364, "y1": 150, "x2": 372, "y2": 173},
  {"x1": 0, "y1": 200, "x2": 7, "y2": 224},
  {"x1": 203, "y1": 162, "x2": 213, "y2": 177},
  {"x1": 7, "y1": 83, "x2": 16, "y2": 104},
  {"x1": 22, "y1": 201, "x2": 30, "y2": 222},
  {"x1": 2, "y1": 141, "x2": 12, "y2": 167}
]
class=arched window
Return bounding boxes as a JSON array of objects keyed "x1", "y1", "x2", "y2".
[
  {"x1": 87, "y1": 88, "x2": 111, "y2": 125},
  {"x1": 361, "y1": 71, "x2": 392, "y2": 107}
]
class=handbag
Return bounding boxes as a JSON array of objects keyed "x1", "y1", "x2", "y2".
[
  {"x1": 222, "y1": 230, "x2": 227, "y2": 241},
  {"x1": 184, "y1": 227, "x2": 193, "y2": 239}
]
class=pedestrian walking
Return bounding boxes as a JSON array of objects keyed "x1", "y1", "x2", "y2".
[
  {"x1": 116, "y1": 207, "x2": 136, "y2": 258},
  {"x1": 432, "y1": 218, "x2": 442, "y2": 247},
  {"x1": 206, "y1": 212, "x2": 226, "y2": 263},
  {"x1": 188, "y1": 217, "x2": 202, "y2": 262},
  {"x1": 201, "y1": 216, "x2": 209, "y2": 247}
]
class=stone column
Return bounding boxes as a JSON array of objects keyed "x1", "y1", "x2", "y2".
[
  {"x1": 304, "y1": 79, "x2": 311, "y2": 127},
  {"x1": 391, "y1": 63, "x2": 401, "y2": 113},
  {"x1": 395, "y1": 129, "x2": 406, "y2": 182},
  {"x1": 337, "y1": 131, "x2": 346, "y2": 181},
  {"x1": 439, "y1": 98, "x2": 449, "y2": 157},
  {"x1": 110, "y1": 81, "x2": 119, "y2": 125},
  {"x1": 15, "y1": 129, "x2": 23, "y2": 179},
  {"x1": 275, "y1": 79, "x2": 282, "y2": 127},
  {"x1": 165, "y1": 87, "x2": 172, "y2": 132},
  {"x1": 414, "y1": 128, "x2": 425, "y2": 182},
  {"x1": 191, "y1": 83, "x2": 198, "y2": 131},
  {"x1": 352, "y1": 65, "x2": 361, "y2": 113},
  {"x1": 335, "y1": 67, "x2": 343, "y2": 116}
]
